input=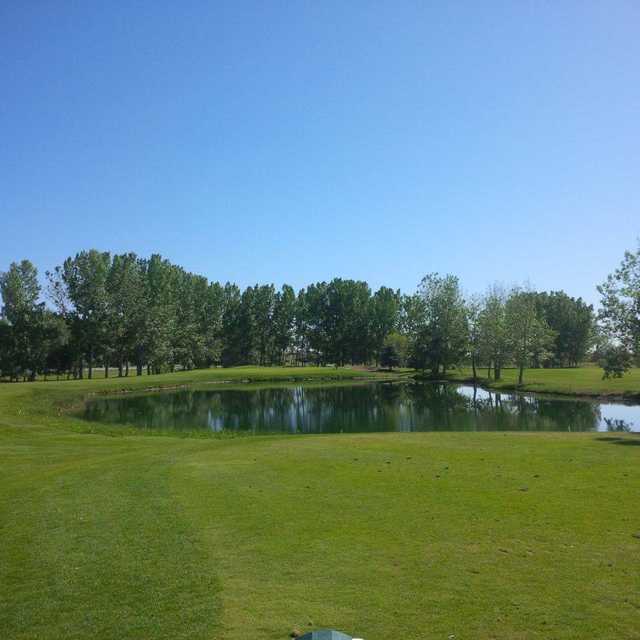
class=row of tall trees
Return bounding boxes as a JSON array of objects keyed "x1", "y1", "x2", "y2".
[
  {"x1": 1, "y1": 249, "x2": 601, "y2": 382},
  {"x1": 0, "y1": 251, "x2": 403, "y2": 380}
]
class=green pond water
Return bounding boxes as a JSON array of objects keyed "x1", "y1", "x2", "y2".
[{"x1": 83, "y1": 381, "x2": 640, "y2": 433}]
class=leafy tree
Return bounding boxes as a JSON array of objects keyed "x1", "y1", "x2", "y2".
[
  {"x1": 136, "y1": 255, "x2": 176, "y2": 374},
  {"x1": 271, "y1": 285, "x2": 296, "y2": 364},
  {"x1": 0, "y1": 260, "x2": 40, "y2": 324},
  {"x1": 477, "y1": 285, "x2": 509, "y2": 380},
  {"x1": 598, "y1": 245, "x2": 640, "y2": 361},
  {"x1": 466, "y1": 295, "x2": 482, "y2": 379},
  {"x1": 380, "y1": 343, "x2": 400, "y2": 370},
  {"x1": 172, "y1": 270, "x2": 209, "y2": 371},
  {"x1": 203, "y1": 282, "x2": 225, "y2": 366},
  {"x1": 380, "y1": 332, "x2": 408, "y2": 370},
  {"x1": 293, "y1": 288, "x2": 312, "y2": 365},
  {"x1": 221, "y1": 283, "x2": 243, "y2": 366},
  {"x1": 253, "y1": 284, "x2": 276, "y2": 365},
  {"x1": 0, "y1": 260, "x2": 48, "y2": 380},
  {"x1": 535, "y1": 291, "x2": 594, "y2": 366},
  {"x1": 43, "y1": 313, "x2": 72, "y2": 379},
  {"x1": 410, "y1": 274, "x2": 468, "y2": 376},
  {"x1": 599, "y1": 344, "x2": 633, "y2": 379},
  {"x1": 236, "y1": 286, "x2": 258, "y2": 364},
  {"x1": 398, "y1": 293, "x2": 426, "y2": 337},
  {"x1": 325, "y1": 279, "x2": 374, "y2": 365},
  {"x1": 106, "y1": 253, "x2": 146, "y2": 376},
  {"x1": 298, "y1": 282, "x2": 329, "y2": 364},
  {"x1": 52, "y1": 250, "x2": 111, "y2": 378},
  {"x1": 0, "y1": 318, "x2": 13, "y2": 378},
  {"x1": 371, "y1": 287, "x2": 401, "y2": 365},
  {"x1": 505, "y1": 288, "x2": 555, "y2": 385}
]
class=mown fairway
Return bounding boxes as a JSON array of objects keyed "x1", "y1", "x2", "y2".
[{"x1": 1, "y1": 368, "x2": 640, "y2": 640}]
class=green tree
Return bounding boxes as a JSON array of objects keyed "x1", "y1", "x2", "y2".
[
  {"x1": 371, "y1": 287, "x2": 401, "y2": 365},
  {"x1": 52, "y1": 250, "x2": 111, "y2": 379},
  {"x1": 466, "y1": 295, "x2": 482, "y2": 379},
  {"x1": 410, "y1": 274, "x2": 468, "y2": 376},
  {"x1": 298, "y1": 282, "x2": 329, "y2": 365},
  {"x1": 325, "y1": 279, "x2": 374, "y2": 365},
  {"x1": 271, "y1": 285, "x2": 296, "y2": 364},
  {"x1": 380, "y1": 332, "x2": 408, "y2": 370},
  {"x1": 0, "y1": 260, "x2": 48, "y2": 380},
  {"x1": 293, "y1": 288, "x2": 313, "y2": 365},
  {"x1": 478, "y1": 285, "x2": 509, "y2": 380},
  {"x1": 106, "y1": 253, "x2": 146, "y2": 376},
  {"x1": 221, "y1": 283, "x2": 243, "y2": 366},
  {"x1": 0, "y1": 260, "x2": 40, "y2": 324},
  {"x1": 399, "y1": 293, "x2": 426, "y2": 337},
  {"x1": 43, "y1": 313, "x2": 72, "y2": 379},
  {"x1": 599, "y1": 344, "x2": 633, "y2": 379},
  {"x1": 505, "y1": 288, "x2": 555, "y2": 385},
  {"x1": 0, "y1": 317, "x2": 13, "y2": 378},
  {"x1": 172, "y1": 270, "x2": 209, "y2": 371},
  {"x1": 203, "y1": 281, "x2": 225, "y2": 366},
  {"x1": 143, "y1": 254, "x2": 178, "y2": 374},
  {"x1": 535, "y1": 291, "x2": 594, "y2": 367},
  {"x1": 598, "y1": 245, "x2": 640, "y2": 362},
  {"x1": 253, "y1": 284, "x2": 276, "y2": 365}
]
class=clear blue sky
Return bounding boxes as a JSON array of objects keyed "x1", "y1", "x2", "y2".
[{"x1": 1, "y1": 2, "x2": 638, "y2": 304}]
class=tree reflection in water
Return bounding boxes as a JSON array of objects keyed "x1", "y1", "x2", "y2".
[{"x1": 81, "y1": 381, "x2": 637, "y2": 434}]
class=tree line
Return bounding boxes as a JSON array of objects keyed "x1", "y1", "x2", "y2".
[{"x1": 4, "y1": 246, "x2": 634, "y2": 383}]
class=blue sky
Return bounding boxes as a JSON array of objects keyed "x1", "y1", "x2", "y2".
[{"x1": 1, "y1": 2, "x2": 638, "y2": 304}]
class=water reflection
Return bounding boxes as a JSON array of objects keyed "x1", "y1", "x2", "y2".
[{"x1": 83, "y1": 382, "x2": 640, "y2": 433}]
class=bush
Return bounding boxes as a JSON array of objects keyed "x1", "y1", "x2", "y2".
[{"x1": 599, "y1": 345, "x2": 633, "y2": 379}]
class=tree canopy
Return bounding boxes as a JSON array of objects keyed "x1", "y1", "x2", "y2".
[{"x1": 0, "y1": 249, "x2": 610, "y2": 382}]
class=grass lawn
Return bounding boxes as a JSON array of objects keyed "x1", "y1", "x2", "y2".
[
  {"x1": 449, "y1": 365, "x2": 640, "y2": 399},
  {"x1": 1, "y1": 367, "x2": 640, "y2": 640}
]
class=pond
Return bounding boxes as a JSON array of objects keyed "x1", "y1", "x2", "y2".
[{"x1": 83, "y1": 381, "x2": 640, "y2": 433}]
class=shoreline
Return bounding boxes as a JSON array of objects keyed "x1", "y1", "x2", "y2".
[{"x1": 423, "y1": 372, "x2": 640, "y2": 404}]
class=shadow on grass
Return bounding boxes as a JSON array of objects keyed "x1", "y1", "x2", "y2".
[{"x1": 595, "y1": 436, "x2": 640, "y2": 446}]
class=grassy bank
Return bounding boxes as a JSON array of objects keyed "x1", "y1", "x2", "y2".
[
  {"x1": 1, "y1": 367, "x2": 640, "y2": 640},
  {"x1": 0, "y1": 366, "x2": 391, "y2": 435},
  {"x1": 447, "y1": 365, "x2": 640, "y2": 399}
]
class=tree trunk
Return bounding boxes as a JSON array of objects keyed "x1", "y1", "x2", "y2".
[
  {"x1": 125, "y1": 361, "x2": 129, "y2": 377},
  {"x1": 88, "y1": 350, "x2": 93, "y2": 379},
  {"x1": 471, "y1": 354, "x2": 477, "y2": 380},
  {"x1": 518, "y1": 365, "x2": 524, "y2": 385},
  {"x1": 495, "y1": 362, "x2": 501, "y2": 381}
]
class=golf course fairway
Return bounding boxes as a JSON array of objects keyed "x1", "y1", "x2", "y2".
[{"x1": 1, "y1": 369, "x2": 639, "y2": 640}]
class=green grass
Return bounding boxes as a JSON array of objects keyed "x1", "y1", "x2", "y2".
[
  {"x1": 0, "y1": 366, "x2": 391, "y2": 435},
  {"x1": 449, "y1": 365, "x2": 640, "y2": 399},
  {"x1": 1, "y1": 367, "x2": 640, "y2": 640}
]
